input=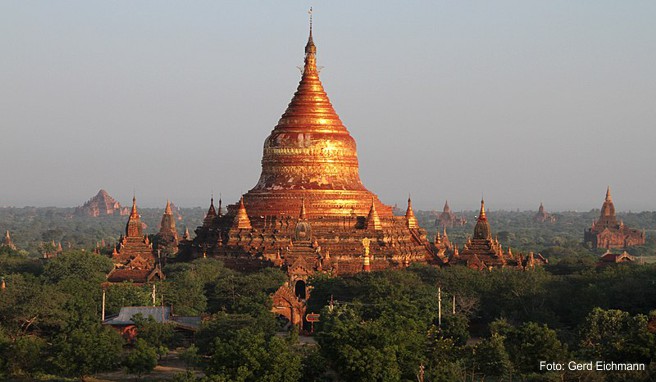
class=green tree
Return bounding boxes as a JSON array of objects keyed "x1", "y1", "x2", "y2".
[
  {"x1": 180, "y1": 344, "x2": 200, "y2": 370},
  {"x1": 42, "y1": 250, "x2": 113, "y2": 284},
  {"x1": 578, "y1": 308, "x2": 655, "y2": 363},
  {"x1": 473, "y1": 333, "x2": 513, "y2": 380},
  {"x1": 132, "y1": 314, "x2": 177, "y2": 351},
  {"x1": 425, "y1": 326, "x2": 465, "y2": 382},
  {"x1": 0, "y1": 274, "x2": 70, "y2": 335},
  {"x1": 205, "y1": 327, "x2": 301, "y2": 382},
  {"x1": 1, "y1": 333, "x2": 46, "y2": 378},
  {"x1": 501, "y1": 321, "x2": 567, "y2": 376},
  {"x1": 317, "y1": 305, "x2": 406, "y2": 382},
  {"x1": 124, "y1": 338, "x2": 159, "y2": 379},
  {"x1": 105, "y1": 283, "x2": 152, "y2": 316},
  {"x1": 50, "y1": 324, "x2": 124, "y2": 377}
]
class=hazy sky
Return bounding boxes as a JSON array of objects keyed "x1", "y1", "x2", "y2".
[{"x1": 1, "y1": 1, "x2": 655, "y2": 211}]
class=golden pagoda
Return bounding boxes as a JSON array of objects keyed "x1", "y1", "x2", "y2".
[{"x1": 182, "y1": 16, "x2": 436, "y2": 274}]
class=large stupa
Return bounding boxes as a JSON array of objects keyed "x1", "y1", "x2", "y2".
[{"x1": 181, "y1": 20, "x2": 437, "y2": 274}]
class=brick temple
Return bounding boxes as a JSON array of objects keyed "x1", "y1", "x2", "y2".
[
  {"x1": 177, "y1": 20, "x2": 438, "y2": 325},
  {"x1": 76, "y1": 189, "x2": 128, "y2": 217},
  {"x1": 436, "y1": 200, "x2": 466, "y2": 227},
  {"x1": 107, "y1": 197, "x2": 164, "y2": 283},
  {"x1": 584, "y1": 187, "x2": 645, "y2": 249},
  {"x1": 447, "y1": 199, "x2": 547, "y2": 270},
  {"x1": 534, "y1": 202, "x2": 556, "y2": 223}
]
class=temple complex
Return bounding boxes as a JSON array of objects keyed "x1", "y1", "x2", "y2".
[
  {"x1": 41, "y1": 240, "x2": 63, "y2": 259},
  {"x1": 76, "y1": 189, "x2": 128, "y2": 217},
  {"x1": 584, "y1": 187, "x2": 645, "y2": 249},
  {"x1": 534, "y1": 202, "x2": 556, "y2": 223},
  {"x1": 154, "y1": 200, "x2": 179, "y2": 256},
  {"x1": 179, "y1": 19, "x2": 436, "y2": 322},
  {"x1": 448, "y1": 199, "x2": 546, "y2": 270},
  {"x1": 436, "y1": 201, "x2": 466, "y2": 227},
  {"x1": 107, "y1": 197, "x2": 164, "y2": 283}
]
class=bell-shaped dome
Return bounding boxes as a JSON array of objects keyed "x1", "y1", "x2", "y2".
[
  {"x1": 252, "y1": 27, "x2": 364, "y2": 193},
  {"x1": 239, "y1": 23, "x2": 391, "y2": 220}
]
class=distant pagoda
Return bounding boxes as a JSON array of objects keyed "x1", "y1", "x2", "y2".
[
  {"x1": 180, "y1": 19, "x2": 435, "y2": 276},
  {"x1": 107, "y1": 197, "x2": 164, "y2": 283},
  {"x1": 436, "y1": 200, "x2": 466, "y2": 227},
  {"x1": 76, "y1": 189, "x2": 128, "y2": 217},
  {"x1": 584, "y1": 187, "x2": 645, "y2": 249},
  {"x1": 534, "y1": 202, "x2": 556, "y2": 223},
  {"x1": 449, "y1": 199, "x2": 546, "y2": 270},
  {"x1": 2, "y1": 230, "x2": 17, "y2": 251},
  {"x1": 154, "y1": 200, "x2": 179, "y2": 256}
]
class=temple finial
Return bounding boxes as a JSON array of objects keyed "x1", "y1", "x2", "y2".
[
  {"x1": 405, "y1": 194, "x2": 418, "y2": 229},
  {"x1": 304, "y1": 7, "x2": 317, "y2": 73},
  {"x1": 478, "y1": 198, "x2": 487, "y2": 221},
  {"x1": 130, "y1": 194, "x2": 138, "y2": 218},
  {"x1": 300, "y1": 197, "x2": 307, "y2": 220},
  {"x1": 309, "y1": 7, "x2": 313, "y2": 38},
  {"x1": 606, "y1": 186, "x2": 612, "y2": 201}
]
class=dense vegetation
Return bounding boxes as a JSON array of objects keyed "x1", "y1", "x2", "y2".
[{"x1": 0, "y1": 207, "x2": 655, "y2": 381}]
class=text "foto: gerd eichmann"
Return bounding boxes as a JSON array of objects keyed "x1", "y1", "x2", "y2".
[{"x1": 540, "y1": 361, "x2": 646, "y2": 372}]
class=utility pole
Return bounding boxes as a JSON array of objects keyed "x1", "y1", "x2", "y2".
[
  {"x1": 452, "y1": 294, "x2": 456, "y2": 314},
  {"x1": 101, "y1": 288, "x2": 106, "y2": 321},
  {"x1": 152, "y1": 284, "x2": 156, "y2": 306},
  {"x1": 438, "y1": 286, "x2": 442, "y2": 327}
]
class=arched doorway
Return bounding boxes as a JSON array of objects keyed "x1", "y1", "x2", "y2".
[{"x1": 294, "y1": 280, "x2": 306, "y2": 299}]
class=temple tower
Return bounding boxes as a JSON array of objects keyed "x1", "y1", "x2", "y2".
[
  {"x1": 584, "y1": 187, "x2": 645, "y2": 249},
  {"x1": 155, "y1": 200, "x2": 179, "y2": 255},
  {"x1": 184, "y1": 15, "x2": 435, "y2": 271},
  {"x1": 2, "y1": 230, "x2": 17, "y2": 251}
]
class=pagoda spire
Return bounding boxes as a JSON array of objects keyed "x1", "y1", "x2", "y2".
[
  {"x1": 217, "y1": 195, "x2": 223, "y2": 217},
  {"x1": 3, "y1": 230, "x2": 15, "y2": 250},
  {"x1": 233, "y1": 196, "x2": 252, "y2": 230},
  {"x1": 304, "y1": 7, "x2": 317, "y2": 75},
  {"x1": 598, "y1": 186, "x2": 617, "y2": 223},
  {"x1": 366, "y1": 197, "x2": 382, "y2": 231},
  {"x1": 478, "y1": 198, "x2": 487, "y2": 221},
  {"x1": 125, "y1": 196, "x2": 143, "y2": 237},
  {"x1": 444, "y1": 200, "x2": 450, "y2": 212},
  {"x1": 300, "y1": 197, "x2": 307, "y2": 220},
  {"x1": 405, "y1": 195, "x2": 418, "y2": 229},
  {"x1": 160, "y1": 200, "x2": 176, "y2": 233},
  {"x1": 207, "y1": 196, "x2": 216, "y2": 216},
  {"x1": 473, "y1": 198, "x2": 491, "y2": 240},
  {"x1": 130, "y1": 195, "x2": 138, "y2": 219},
  {"x1": 203, "y1": 196, "x2": 217, "y2": 226}
]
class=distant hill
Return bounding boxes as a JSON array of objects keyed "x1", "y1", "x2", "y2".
[{"x1": 75, "y1": 189, "x2": 128, "y2": 217}]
